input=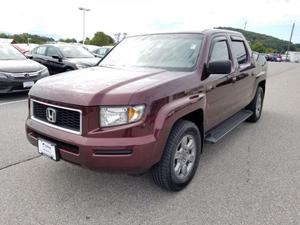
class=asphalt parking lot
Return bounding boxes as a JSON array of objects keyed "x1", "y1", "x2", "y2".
[{"x1": 0, "y1": 62, "x2": 299, "y2": 225}]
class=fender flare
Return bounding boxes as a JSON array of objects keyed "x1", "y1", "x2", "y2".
[
  {"x1": 154, "y1": 93, "x2": 206, "y2": 133},
  {"x1": 150, "y1": 93, "x2": 206, "y2": 163}
]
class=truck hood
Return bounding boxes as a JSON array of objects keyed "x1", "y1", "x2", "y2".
[
  {"x1": 30, "y1": 66, "x2": 180, "y2": 106},
  {"x1": 0, "y1": 59, "x2": 45, "y2": 73}
]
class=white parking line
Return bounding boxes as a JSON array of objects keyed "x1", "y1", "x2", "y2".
[{"x1": 0, "y1": 99, "x2": 27, "y2": 106}]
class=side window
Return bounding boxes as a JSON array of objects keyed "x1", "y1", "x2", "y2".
[
  {"x1": 46, "y1": 47, "x2": 59, "y2": 57},
  {"x1": 31, "y1": 47, "x2": 37, "y2": 54},
  {"x1": 36, "y1": 46, "x2": 46, "y2": 55},
  {"x1": 231, "y1": 41, "x2": 248, "y2": 64},
  {"x1": 210, "y1": 41, "x2": 230, "y2": 62}
]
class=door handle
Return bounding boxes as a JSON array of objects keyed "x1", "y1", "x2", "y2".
[{"x1": 189, "y1": 94, "x2": 203, "y2": 103}]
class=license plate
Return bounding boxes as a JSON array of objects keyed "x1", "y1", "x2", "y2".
[
  {"x1": 38, "y1": 139, "x2": 58, "y2": 161},
  {"x1": 23, "y1": 81, "x2": 34, "y2": 88}
]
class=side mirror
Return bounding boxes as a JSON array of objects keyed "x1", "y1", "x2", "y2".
[
  {"x1": 52, "y1": 55, "x2": 62, "y2": 61},
  {"x1": 25, "y1": 53, "x2": 33, "y2": 59},
  {"x1": 93, "y1": 53, "x2": 101, "y2": 58},
  {"x1": 207, "y1": 60, "x2": 232, "y2": 75}
]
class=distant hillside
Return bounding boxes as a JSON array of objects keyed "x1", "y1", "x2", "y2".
[{"x1": 217, "y1": 27, "x2": 300, "y2": 53}]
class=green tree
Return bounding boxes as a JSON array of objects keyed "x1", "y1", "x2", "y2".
[
  {"x1": 89, "y1": 32, "x2": 114, "y2": 46},
  {"x1": 0, "y1": 33, "x2": 9, "y2": 38},
  {"x1": 59, "y1": 38, "x2": 77, "y2": 43},
  {"x1": 250, "y1": 41, "x2": 266, "y2": 53}
]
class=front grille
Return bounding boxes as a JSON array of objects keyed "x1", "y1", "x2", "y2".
[
  {"x1": 11, "y1": 71, "x2": 40, "y2": 78},
  {"x1": 32, "y1": 100, "x2": 81, "y2": 134}
]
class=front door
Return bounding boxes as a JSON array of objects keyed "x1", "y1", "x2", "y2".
[
  {"x1": 204, "y1": 36, "x2": 236, "y2": 130},
  {"x1": 45, "y1": 46, "x2": 64, "y2": 74}
]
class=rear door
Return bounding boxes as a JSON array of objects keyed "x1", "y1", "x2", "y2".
[
  {"x1": 204, "y1": 36, "x2": 236, "y2": 130},
  {"x1": 32, "y1": 46, "x2": 47, "y2": 66},
  {"x1": 229, "y1": 36, "x2": 256, "y2": 110}
]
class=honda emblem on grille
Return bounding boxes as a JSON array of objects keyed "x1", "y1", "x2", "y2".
[
  {"x1": 46, "y1": 108, "x2": 57, "y2": 123},
  {"x1": 24, "y1": 73, "x2": 30, "y2": 78}
]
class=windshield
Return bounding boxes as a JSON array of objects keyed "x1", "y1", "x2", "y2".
[
  {"x1": 100, "y1": 34, "x2": 203, "y2": 71},
  {"x1": 0, "y1": 45, "x2": 26, "y2": 60},
  {"x1": 58, "y1": 45, "x2": 94, "y2": 58}
]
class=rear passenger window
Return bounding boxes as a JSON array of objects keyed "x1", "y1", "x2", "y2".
[
  {"x1": 210, "y1": 41, "x2": 230, "y2": 62},
  {"x1": 36, "y1": 46, "x2": 46, "y2": 55},
  {"x1": 231, "y1": 41, "x2": 248, "y2": 64}
]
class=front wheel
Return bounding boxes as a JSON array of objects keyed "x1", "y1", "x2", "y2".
[
  {"x1": 151, "y1": 120, "x2": 202, "y2": 191},
  {"x1": 246, "y1": 86, "x2": 264, "y2": 122}
]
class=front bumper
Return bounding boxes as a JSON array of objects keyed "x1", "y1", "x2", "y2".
[
  {"x1": 26, "y1": 118, "x2": 160, "y2": 173},
  {"x1": 0, "y1": 75, "x2": 47, "y2": 94}
]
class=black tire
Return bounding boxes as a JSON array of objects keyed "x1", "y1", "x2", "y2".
[
  {"x1": 151, "y1": 120, "x2": 202, "y2": 191},
  {"x1": 246, "y1": 86, "x2": 264, "y2": 122}
]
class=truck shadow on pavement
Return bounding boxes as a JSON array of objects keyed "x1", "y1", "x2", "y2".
[
  {"x1": 0, "y1": 92, "x2": 28, "y2": 103},
  {"x1": 37, "y1": 109, "x2": 288, "y2": 204},
  {"x1": 23, "y1": 108, "x2": 298, "y2": 222},
  {"x1": 41, "y1": 118, "x2": 260, "y2": 199}
]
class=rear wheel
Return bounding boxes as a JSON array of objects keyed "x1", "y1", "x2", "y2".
[
  {"x1": 151, "y1": 120, "x2": 202, "y2": 191},
  {"x1": 246, "y1": 86, "x2": 264, "y2": 122}
]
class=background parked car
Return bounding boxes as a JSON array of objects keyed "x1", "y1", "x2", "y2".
[
  {"x1": 93, "y1": 46, "x2": 113, "y2": 58},
  {"x1": 265, "y1": 54, "x2": 272, "y2": 61},
  {"x1": 270, "y1": 53, "x2": 282, "y2": 62},
  {"x1": 0, "y1": 44, "x2": 49, "y2": 93},
  {"x1": 30, "y1": 44, "x2": 100, "y2": 74},
  {"x1": 81, "y1": 44, "x2": 99, "y2": 53}
]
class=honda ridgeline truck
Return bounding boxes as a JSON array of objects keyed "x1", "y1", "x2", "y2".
[{"x1": 26, "y1": 29, "x2": 267, "y2": 191}]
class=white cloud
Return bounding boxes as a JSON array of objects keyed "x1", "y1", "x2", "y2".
[{"x1": 0, "y1": 0, "x2": 299, "y2": 41}]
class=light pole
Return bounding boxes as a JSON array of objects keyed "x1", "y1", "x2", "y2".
[
  {"x1": 244, "y1": 21, "x2": 247, "y2": 30},
  {"x1": 286, "y1": 22, "x2": 295, "y2": 62},
  {"x1": 78, "y1": 7, "x2": 91, "y2": 45}
]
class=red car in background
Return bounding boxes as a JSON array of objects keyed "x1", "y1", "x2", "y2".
[{"x1": 13, "y1": 43, "x2": 38, "y2": 56}]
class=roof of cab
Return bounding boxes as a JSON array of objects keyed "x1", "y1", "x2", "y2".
[{"x1": 128, "y1": 29, "x2": 243, "y2": 38}]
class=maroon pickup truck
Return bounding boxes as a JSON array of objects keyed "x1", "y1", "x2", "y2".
[{"x1": 26, "y1": 29, "x2": 267, "y2": 191}]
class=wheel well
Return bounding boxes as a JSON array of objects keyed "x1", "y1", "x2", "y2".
[
  {"x1": 258, "y1": 80, "x2": 266, "y2": 94},
  {"x1": 179, "y1": 109, "x2": 204, "y2": 149}
]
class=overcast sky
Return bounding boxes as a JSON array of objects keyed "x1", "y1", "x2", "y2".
[{"x1": 0, "y1": 0, "x2": 299, "y2": 43}]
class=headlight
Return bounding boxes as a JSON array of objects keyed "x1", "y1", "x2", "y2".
[
  {"x1": 100, "y1": 105, "x2": 145, "y2": 127},
  {"x1": 76, "y1": 64, "x2": 88, "y2": 69},
  {"x1": 39, "y1": 67, "x2": 49, "y2": 76}
]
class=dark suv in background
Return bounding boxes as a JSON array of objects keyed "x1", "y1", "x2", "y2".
[{"x1": 30, "y1": 44, "x2": 100, "y2": 74}]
